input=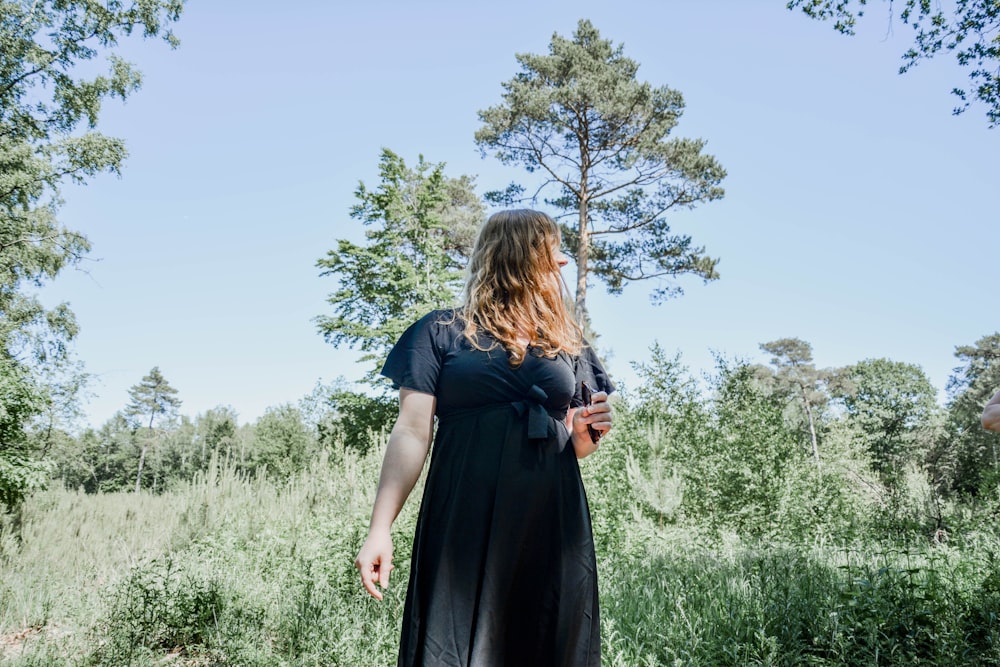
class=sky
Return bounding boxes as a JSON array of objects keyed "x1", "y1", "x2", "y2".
[{"x1": 40, "y1": 0, "x2": 997, "y2": 428}]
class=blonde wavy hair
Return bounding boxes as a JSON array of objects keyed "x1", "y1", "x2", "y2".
[{"x1": 459, "y1": 209, "x2": 583, "y2": 366}]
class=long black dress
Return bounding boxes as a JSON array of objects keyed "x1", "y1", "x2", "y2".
[{"x1": 381, "y1": 310, "x2": 614, "y2": 667}]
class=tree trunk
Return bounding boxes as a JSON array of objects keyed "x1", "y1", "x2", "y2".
[
  {"x1": 135, "y1": 410, "x2": 156, "y2": 493},
  {"x1": 135, "y1": 444, "x2": 147, "y2": 493},
  {"x1": 575, "y1": 182, "x2": 590, "y2": 327},
  {"x1": 800, "y1": 384, "x2": 820, "y2": 470}
]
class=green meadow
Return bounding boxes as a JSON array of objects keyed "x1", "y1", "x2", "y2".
[{"x1": 5, "y1": 389, "x2": 1000, "y2": 666}]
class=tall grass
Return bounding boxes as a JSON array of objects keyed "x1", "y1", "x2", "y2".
[
  {"x1": 601, "y1": 544, "x2": 1000, "y2": 666},
  {"x1": 0, "y1": 441, "x2": 412, "y2": 665},
  {"x1": 3, "y1": 434, "x2": 1000, "y2": 665}
]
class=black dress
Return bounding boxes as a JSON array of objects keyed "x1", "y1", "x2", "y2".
[{"x1": 381, "y1": 310, "x2": 614, "y2": 667}]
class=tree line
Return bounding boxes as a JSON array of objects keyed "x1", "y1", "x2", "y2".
[
  {"x1": 28, "y1": 326, "x2": 998, "y2": 548},
  {"x1": 623, "y1": 333, "x2": 1000, "y2": 542},
  {"x1": 2, "y1": 3, "x2": 997, "y2": 515},
  {"x1": 44, "y1": 368, "x2": 325, "y2": 494}
]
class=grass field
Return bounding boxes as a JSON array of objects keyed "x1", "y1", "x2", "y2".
[{"x1": 3, "y1": 437, "x2": 1000, "y2": 666}]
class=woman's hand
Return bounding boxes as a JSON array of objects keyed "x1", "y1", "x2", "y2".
[
  {"x1": 355, "y1": 529, "x2": 394, "y2": 600},
  {"x1": 570, "y1": 389, "x2": 612, "y2": 459}
]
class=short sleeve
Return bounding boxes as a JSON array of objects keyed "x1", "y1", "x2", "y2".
[
  {"x1": 570, "y1": 343, "x2": 615, "y2": 408},
  {"x1": 380, "y1": 310, "x2": 450, "y2": 394}
]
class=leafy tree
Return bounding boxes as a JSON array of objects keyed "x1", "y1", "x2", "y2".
[
  {"x1": 831, "y1": 358, "x2": 942, "y2": 485},
  {"x1": 246, "y1": 405, "x2": 314, "y2": 480},
  {"x1": 316, "y1": 149, "x2": 483, "y2": 383},
  {"x1": 0, "y1": 356, "x2": 48, "y2": 506},
  {"x1": 155, "y1": 414, "x2": 195, "y2": 485},
  {"x1": 622, "y1": 346, "x2": 868, "y2": 540},
  {"x1": 68, "y1": 413, "x2": 140, "y2": 493},
  {"x1": 298, "y1": 379, "x2": 339, "y2": 443},
  {"x1": 628, "y1": 343, "x2": 705, "y2": 422},
  {"x1": 0, "y1": 0, "x2": 184, "y2": 507},
  {"x1": 624, "y1": 344, "x2": 710, "y2": 526},
  {"x1": 787, "y1": 0, "x2": 1000, "y2": 126},
  {"x1": 475, "y1": 19, "x2": 726, "y2": 323},
  {"x1": 125, "y1": 367, "x2": 180, "y2": 492},
  {"x1": 53, "y1": 407, "x2": 245, "y2": 493},
  {"x1": 931, "y1": 333, "x2": 1000, "y2": 496},
  {"x1": 156, "y1": 407, "x2": 245, "y2": 486},
  {"x1": 297, "y1": 378, "x2": 396, "y2": 454},
  {"x1": 759, "y1": 338, "x2": 829, "y2": 469},
  {"x1": 195, "y1": 406, "x2": 238, "y2": 464},
  {"x1": 699, "y1": 358, "x2": 799, "y2": 535},
  {"x1": 49, "y1": 424, "x2": 97, "y2": 492},
  {"x1": 28, "y1": 359, "x2": 90, "y2": 454}
]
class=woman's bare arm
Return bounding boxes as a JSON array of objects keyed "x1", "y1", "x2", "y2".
[{"x1": 355, "y1": 389, "x2": 436, "y2": 599}]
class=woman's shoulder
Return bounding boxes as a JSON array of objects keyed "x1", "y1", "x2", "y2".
[
  {"x1": 416, "y1": 308, "x2": 463, "y2": 328},
  {"x1": 406, "y1": 308, "x2": 465, "y2": 342}
]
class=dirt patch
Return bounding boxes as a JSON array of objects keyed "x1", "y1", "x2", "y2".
[
  {"x1": 0, "y1": 623, "x2": 75, "y2": 660},
  {"x1": 1, "y1": 624, "x2": 43, "y2": 659},
  {"x1": 1, "y1": 626, "x2": 219, "y2": 664}
]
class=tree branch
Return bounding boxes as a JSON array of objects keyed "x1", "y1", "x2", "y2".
[{"x1": 589, "y1": 190, "x2": 693, "y2": 235}]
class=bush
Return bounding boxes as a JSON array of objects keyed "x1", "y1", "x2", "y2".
[{"x1": 92, "y1": 556, "x2": 231, "y2": 664}]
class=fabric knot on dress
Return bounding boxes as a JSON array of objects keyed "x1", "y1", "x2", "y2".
[{"x1": 512, "y1": 384, "x2": 568, "y2": 453}]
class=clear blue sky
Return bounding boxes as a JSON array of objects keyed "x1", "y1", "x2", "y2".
[{"x1": 42, "y1": 1, "x2": 997, "y2": 428}]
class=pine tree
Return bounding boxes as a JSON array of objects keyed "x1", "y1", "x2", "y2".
[
  {"x1": 315, "y1": 148, "x2": 484, "y2": 383},
  {"x1": 476, "y1": 19, "x2": 726, "y2": 324},
  {"x1": 125, "y1": 367, "x2": 181, "y2": 493}
]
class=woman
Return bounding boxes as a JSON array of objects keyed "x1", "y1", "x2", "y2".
[{"x1": 355, "y1": 209, "x2": 614, "y2": 666}]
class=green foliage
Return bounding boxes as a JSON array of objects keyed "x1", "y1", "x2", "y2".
[
  {"x1": 93, "y1": 556, "x2": 227, "y2": 665},
  {"x1": 628, "y1": 341, "x2": 707, "y2": 431},
  {"x1": 476, "y1": 19, "x2": 726, "y2": 321},
  {"x1": 0, "y1": 448, "x2": 50, "y2": 509},
  {"x1": 296, "y1": 378, "x2": 398, "y2": 456},
  {"x1": 758, "y1": 338, "x2": 830, "y2": 467},
  {"x1": 832, "y1": 358, "x2": 942, "y2": 487},
  {"x1": 327, "y1": 390, "x2": 397, "y2": 455},
  {"x1": 602, "y1": 543, "x2": 1000, "y2": 666},
  {"x1": 624, "y1": 344, "x2": 877, "y2": 542},
  {"x1": 0, "y1": 442, "x2": 411, "y2": 665},
  {"x1": 0, "y1": 357, "x2": 46, "y2": 507},
  {"x1": 71, "y1": 414, "x2": 140, "y2": 493},
  {"x1": 701, "y1": 357, "x2": 802, "y2": 535},
  {"x1": 787, "y1": 0, "x2": 1000, "y2": 126},
  {"x1": 50, "y1": 400, "x2": 334, "y2": 494},
  {"x1": 0, "y1": 0, "x2": 183, "y2": 144},
  {"x1": 15, "y1": 336, "x2": 1000, "y2": 662},
  {"x1": 315, "y1": 148, "x2": 484, "y2": 383},
  {"x1": 7, "y1": 440, "x2": 1000, "y2": 666},
  {"x1": 125, "y1": 367, "x2": 181, "y2": 431},
  {"x1": 932, "y1": 333, "x2": 1000, "y2": 497},
  {"x1": 630, "y1": 353, "x2": 803, "y2": 536},
  {"x1": 156, "y1": 408, "x2": 237, "y2": 486},
  {"x1": 0, "y1": 0, "x2": 184, "y2": 510},
  {"x1": 577, "y1": 401, "x2": 637, "y2": 558},
  {"x1": 244, "y1": 404, "x2": 315, "y2": 480},
  {"x1": 621, "y1": 344, "x2": 709, "y2": 530},
  {"x1": 27, "y1": 359, "x2": 91, "y2": 453},
  {"x1": 124, "y1": 367, "x2": 181, "y2": 493}
]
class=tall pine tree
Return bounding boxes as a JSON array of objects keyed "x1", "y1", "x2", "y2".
[
  {"x1": 125, "y1": 367, "x2": 180, "y2": 493},
  {"x1": 476, "y1": 19, "x2": 726, "y2": 324}
]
